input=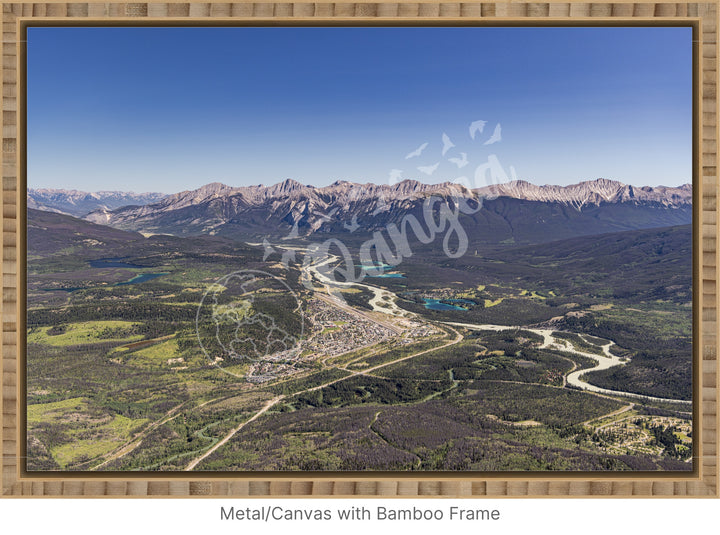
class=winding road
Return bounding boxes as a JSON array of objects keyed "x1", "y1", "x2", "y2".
[
  {"x1": 178, "y1": 247, "x2": 691, "y2": 470},
  {"x1": 304, "y1": 254, "x2": 691, "y2": 406},
  {"x1": 445, "y1": 321, "x2": 691, "y2": 406},
  {"x1": 182, "y1": 325, "x2": 462, "y2": 470}
]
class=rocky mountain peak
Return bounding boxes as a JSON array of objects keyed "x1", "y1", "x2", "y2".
[
  {"x1": 77, "y1": 177, "x2": 691, "y2": 236},
  {"x1": 268, "y1": 178, "x2": 309, "y2": 196},
  {"x1": 477, "y1": 179, "x2": 690, "y2": 209}
]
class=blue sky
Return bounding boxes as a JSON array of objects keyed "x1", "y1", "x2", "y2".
[{"x1": 27, "y1": 26, "x2": 692, "y2": 193}]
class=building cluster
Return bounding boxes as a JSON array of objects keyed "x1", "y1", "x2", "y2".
[
  {"x1": 587, "y1": 415, "x2": 692, "y2": 459},
  {"x1": 396, "y1": 321, "x2": 438, "y2": 345},
  {"x1": 236, "y1": 299, "x2": 443, "y2": 383},
  {"x1": 303, "y1": 298, "x2": 395, "y2": 357}
]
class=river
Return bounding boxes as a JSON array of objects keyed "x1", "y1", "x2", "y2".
[
  {"x1": 297, "y1": 250, "x2": 690, "y2": 406},
  {"x1": 303, "y1": 254, "x2": 412, "y2": 317},
  {"x1": 445, "y1": 321, "x2": 690, "y2": 406}
]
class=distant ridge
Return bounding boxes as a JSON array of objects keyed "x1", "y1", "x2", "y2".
[
  {"x1": 30, "y1": 179, "x2": 691, "y2": 221},
  {"x1": 82, "y1": 177, "x2": 689, "y2": 214},
  {"x1": 83, "y1": 178, "x2": 474, "y2": 228},
  {"x1": 28, "y1": 188, "x2": 166, "y2": 218},
  {"x1": 477, "y1": 178, "x2": 691, "y2": 210},
  {"x1": 74, "y1": 178, "x2": 691, "y2": 244}
]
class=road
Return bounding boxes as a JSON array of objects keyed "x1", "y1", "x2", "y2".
[
  {"x1": 582, "y1": 403, "x2": 636, "y2": 429},
  {"x1": 306, "y1": 326, "x2": 462, "y2": 393},
  {"x1": 183, "y1": 325, "x2": 463, "y2": 470},
  {"x1": 185, "y1": 395, "x2": 283, "y2": 470},
  {"x1": 445, "y1": 321, "x2": 691, "y2": 406},
  {"x1": 315, "y1": 291, "x2": 401, "y2": 335},
  {"x1": 180, "y1": 246, "x2": 691, "y2": 470},
  {"x1": 90, "y1": 399, "x2": 192, "y2": 470},
  {"x1": 304, "y1": 253, "x2": 411, "y2": 317}
]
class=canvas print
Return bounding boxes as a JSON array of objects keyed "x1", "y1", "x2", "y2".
[{"x1": 26, "y1": 26, "x2": 693, "y2": 471}]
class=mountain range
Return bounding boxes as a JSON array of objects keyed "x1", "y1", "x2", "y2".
[
  {"x1": 28, "y1": 188, "x2": 165, "y2": 218},
  {"x1": 482, "y1": 179, "x2": 691, "y2": 209},
  {"x1": 56, "y1": 178, "x2": 689, "y2": 245},
  {"x1": 27, "y1": 179, "x2": 692, "y2": 246}
]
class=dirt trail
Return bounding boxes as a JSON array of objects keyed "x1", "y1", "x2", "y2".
[
  {"x1": 184, "y1": 395, "x2": 283, "y2": 470},
  {"x1": 183, "y1": 326, "x2": 462, "y2": 470},
  {"x1": 582, "y1": 403, "x2": 636, "y2": 429},
  {"x1": 91, "y1": 399, "x2": 192, "y2": 470}
]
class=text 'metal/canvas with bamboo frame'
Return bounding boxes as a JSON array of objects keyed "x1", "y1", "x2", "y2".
[{"x1": 1, "y1": 0, "x2": 718, "y2": 497}]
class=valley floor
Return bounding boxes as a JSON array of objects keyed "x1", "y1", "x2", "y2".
[{"x1": 25, "y1": 239, "x2": 693, "y2": 472}]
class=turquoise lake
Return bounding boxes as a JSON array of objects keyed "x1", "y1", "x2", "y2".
[
  {"x1": 423, "y1": 298, "x2": 474, "y2": 311},
  {"x1": 356, "y1": 264, "x2": 405, "y2": 278}
]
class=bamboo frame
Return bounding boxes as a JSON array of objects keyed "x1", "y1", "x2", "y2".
[{"x1": 1, "y1": 0, "x2": 717, "y2": 497}]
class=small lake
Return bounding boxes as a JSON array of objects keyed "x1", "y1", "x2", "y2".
[
  {"x1": 89, "y1": 258, "x2": 147, "y2": 269},
  {"x1": 356, "y1": 263, "x2": 405, "y2": 278},
  {"x1": 423, "y1": 298, "x2": 474, "y2": 311},
  {"x1": 356, "y1": 263, "x2": 392, "y2": 269}
]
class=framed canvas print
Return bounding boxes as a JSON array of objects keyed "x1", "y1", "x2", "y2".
[{"x1": 1, "y1": 1, "x2": 717, "y2": 497}]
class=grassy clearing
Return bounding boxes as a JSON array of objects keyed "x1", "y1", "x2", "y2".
[
  {"x1": 130, "y1": 339, "x2": 180, "y2": 368},
  {"x1": 52, "y1": 439, "x2": 119, "y2": 468},
  {"x1": 217, "y1": 362, "x2": 252, "y2": 377},
  {"x1": 27, "y1": 397, "x2": 87, "y2": 423},
  {"x1": 104, "y1": 414, "x2": 148, "y2": 436},
  {"x1": 53, "y1": 414, "x2": 148, "y2": 468},
  {"x1": 27, "y1": 321, "x2": 142, "y2": 346},
  {"x1": 484, "y1": 298, "x2": 504, "y2": 308},
  {"x1": 456, "y1": 285, "x2": 485, "y2": 299},
  {"x1": 178, "y1": 349, "x2": 215, "y2": 371},
  {"x1": 28, "y1": 398, "x2": 149, "y2": 468},
  {"x1": 212, "y1": 300, "x2": 253, "y2": 323}
]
